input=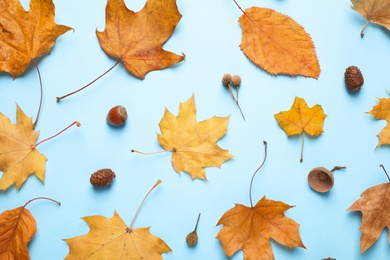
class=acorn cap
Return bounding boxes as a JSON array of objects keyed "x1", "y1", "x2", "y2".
[{"x1": 308, "y1": 167, "x2": 334, "y2": 193}]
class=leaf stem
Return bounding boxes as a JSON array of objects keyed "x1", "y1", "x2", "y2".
[
  {"x1": 56, "y1": 59, "x2": 121, "y2": 102},
  {"x1": 34, "y1": 121, "x2": 80, "y2": 147},
  {"x1": 227, "y1": 83, "x2": 245, "y2": 120},
  {"x1": 131, "y1": 149, "x2": 167, "y2": 155},
  {"x1": 129, "y1": 179, "x2": 162, "y2": 229},
  {"x1": 23, "y1": 197, "x2": 61, "y2": 209},
  {"x1": 300, "y1": 132, "x2": 304, "y2": 163},
  {"x1": 31, "y1": 59, "x2": 43, "y2": 129},
  {"x1": 379, "y1": 164, "x2": 390, "y2": 182},
  {"x1": 249, "y1": 140, "x2": 267, "y2": 208},
  {"x1": 360, "y1": 21, "x2": 369, "y2": 37},
  {"x1": 232, "y1": 0, "x2": 245, "y2": 14}
]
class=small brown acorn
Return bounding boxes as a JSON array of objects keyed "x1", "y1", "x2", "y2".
[
  {"x1": 186, "y1": 213, "x2": 201, "y2": 247},
  {"x1": 90, "y1": 168, "x2": 116, "y2": 187},
  {"x1": 344, "y1": 66, "x2": 364, "y2": 92},
  {"x1": 107, "y1": 105, "x2": 127, "y2": 126}
]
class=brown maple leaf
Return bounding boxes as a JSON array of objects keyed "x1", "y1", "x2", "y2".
[
  {"x1": 96, "y1": 0, "x2": 185, "y2": 79},
  {"x1": 147, "y1": 95, "x2": 233, "y2": 180},
  {"x1": 348, "y1": 181, "x2": 390, "y2": 253},
  {"x1": 0, "y1": 197, "x2": 60, "y2": 259},
  {"x1": 351, "y1": 0, "x2": 390, "y2": 37},
  {"x1": 238, "y1": 7, "x2": 320, "y2": 78},
  {"x1": 65, "y1": 180, "x2": 171, "y2": 260},
  {"x1": 0, "y1": 0, "x2": 72, "y2": 78},
  {"x1": 366, "y1": 97, "x2": 390, "y2": 147},
  {"x1": 216, "y1": 196, "x2": 305, "y2": 260},
  {"x1": 274, "y1": 96, "x2": 326, "y2": 162},
  {"x1": 0, "y1": 105, "x2": 47, "y2": 191}
]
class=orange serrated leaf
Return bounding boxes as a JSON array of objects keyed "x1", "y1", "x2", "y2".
[
  {"x1": 348, "y1": 182, "x2": 390, "y2": 253},
  {"x1": 351, "y1": 0, "x2": 390, "y2": 36},
  {"x1": 96, "y1": 0, "x2": 185, "y2": 79},
  {"x1": 238, "y1": 7, "x2": 320, "y2": 78},
  {"x1": 274, "y1": 96, "x2": 326, "y2": 162},
  {"x1": 0, "y1": 105, "x2": 47, "y2": 191},
  {"x1": 216, "y1": 196, "x2": 305, "y2": 260},
  {"x1": 156, "y1": 95, "x2": 233, "y2": 180},
  {"x1": 366, "y1": 97, "x2": 390, "y2": 147},
  {"x1": 0, "y1": 206, "x2": 36, "y2": 259},
  {"x1": 0, "y1": 0, "x2": 72, "y2": 78}
]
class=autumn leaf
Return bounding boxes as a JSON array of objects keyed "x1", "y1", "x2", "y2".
[
  {"x1": 274, "y1": 96, "x2": 326, "y2": 162},
  {"x1": 0, "y1": 105, "x2": 47, "y2": 191},
  {"x1": 133, "y1": 95, "x2": 233, "y2": 180},
  {"x1": 366, "y1": 97, "x2": 390, "y2": 147},
  {"x1": 216, "y1": 196, "x2": 305, "y2": 260},
  {"x1": 238, "y1": 7, "x2": 320, "y2": 78},
  {"x1": 96, "y1": 0, "x2": 185, "y2": 79},
  {"x1": 351, "y1": 0, "x2": 390, "y2": 37},
  {"x1": 65, "y1": 180, "x2": 171, "y2": 260},
  {"x1": 348, "y1": 181, "x2": 390, "y2": 253},
  {"x1": 0, "y1": 0, "x2": 72, "y2": 78},
  {"x1": 0, "y1": 197, "x2": 60, "y2": 259}
]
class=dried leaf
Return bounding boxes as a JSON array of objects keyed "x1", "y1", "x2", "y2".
[
  {"x1": 0, "y1": 0, "x2": 72, "y2": 78},
  {"x1": 0, "y1": 105, "x2": 47, "y2": 191},
  {"x1": 274, "y1": 96, "x2": 326, "y2": 162},
  {"x1": 96, "y1": 0, "x2": 185, "y2": 79},
  {"x1": 238, "y1": 7, "x2": 320, "y2": 78},
  {"x1": 366, "y1": 97, "x2": 390, "y2": 147},
  {"x1": 348, "y1": 182, "x2": 390, "y2": 253},
  {"x1": 351, "y1": 0, "x2": 390, "y2": 36},
  {"x1": 157, "y1": 95, "x2": 233, "y2": 180},
  {"x1": 216, "y1": 196, "x2": 305, "y2": 260},
  {"x1": 0, "y1": 206, "x2": 36, "y2": 259}
]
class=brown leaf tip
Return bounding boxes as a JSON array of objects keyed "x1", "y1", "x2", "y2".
[{"x1": 90, "y1": 168, "x2": 116, "y2": 187}]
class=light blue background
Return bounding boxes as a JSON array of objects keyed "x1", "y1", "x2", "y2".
[{"x1": 1, "y1": 0, "x2": 390, "y2": 259}]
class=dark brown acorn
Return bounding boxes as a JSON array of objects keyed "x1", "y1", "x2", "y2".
[
  {"x1": 90, "y1": 168, "x2": 116, "y2": 187},
  {"x1": 344, "y1": 66, "x2": 364, "y2": 92}
]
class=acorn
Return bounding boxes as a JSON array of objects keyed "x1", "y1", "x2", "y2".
[
  {"x1": 106, "y1": 105, "x2": 127, "y2": 126},
  {"x1": 231, "y1": 74, "x2": 241, "y2": 88},
  {"x1": 90, "y1": 168, "x2": 116, "y2": 187},
  {"x1": 222, "y1": 73, "x2": 232, "y2": 87},
  {"x1": 186, "y1": 213, "x2": 201, "y2": 247},
  {"x1": 344, "y1": 66, "x2": 364, "y2": 92},
  {"x1": 308, "y1": 166, "x2": 346, "y2": 193}
]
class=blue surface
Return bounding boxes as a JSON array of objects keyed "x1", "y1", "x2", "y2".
[{"x1": 1, "y1": 0, "x2": 390, "y2": 259}]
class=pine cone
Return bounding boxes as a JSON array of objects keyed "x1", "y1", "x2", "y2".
[
  {"x1": 90, "y1": 168, "x2": 116, "y2": 187},
  {"x1": 344, "y1": 66, "x2": 364, "y2": 92}
]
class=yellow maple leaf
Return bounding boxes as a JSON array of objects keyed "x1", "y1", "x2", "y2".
[
  {"x1": 216, "y1": 196, "x2": 305, "y2": 260},
  {"x1": 274, "y1": 96, "x2": 326, "y2": 162},
  {"x1": 348, "y1": 181, "x2": 390, "y2": 253},
  {"x1": 366, "y1": 97, "x2": 390, "y2": 147},
  {"x1": 238, "y1": 7, "x2": 320, "y2": 78},
  {"x1": 0, "y1": 105, "x2": 47, "y2": 191},
  {"x1": 155, "y1": 95, "x2": 233, "y2": 180},
  {"x1": 96, "y1": 0, "x2": 185, "y2": 79},
  {"x1": 351, "y1": 0, "x2": 390, "y2": 37},
  {"x1": 0, "y1": 0, "x2": 72, "y2": 78}
]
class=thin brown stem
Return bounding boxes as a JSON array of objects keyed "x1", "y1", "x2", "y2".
[
  {"x1": 379, "y1": 164, "x2": 390, "y2": 182},
  {"x1": 129, "y1": 179, "x2": 162, "y2": 229},
  {"x1": 35, "y1": 121, "x2": 80, "y2": 147},
  {"x1": 31, "y1": 59, "x2": 43, "y2": 129},
  {"x1": 249, "y1": 141, "x2": 267, "y2": 208},
  {"x1": 131, "y1": 149, "x2": 168, "y2": 155},
  {"x1": 361, "y1": 21, "x2": 369, "y2": 37},
  {"x1": 56, "y1": 59, "x2": 121, "y2": 102},
  {"x1": 233, "y1": 0, "x2": 245, "y2": 14},
  {"x1": 23, "y1": 197, "x2": 61, "y2": 208},
  {"x1": 193, "y1": 213, "x2": 201, "y2": 232},
  {"x1": 330, "y1": 166, "x2": 346, "y2": 172},
  {"x1": 300, "y1": 132, "x2": 304, "y2": 163},
  {"x1": 227, "y1": 83, "x2": 245, "y2": 120}
]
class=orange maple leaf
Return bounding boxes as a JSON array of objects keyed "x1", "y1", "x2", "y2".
[
  {"x1": 216, "y1": 196, "x2": 305, "y2": 260},
  {"x1": 65, "y1": 180, "x2": 171, "y2": 260},
  {"x1": 0, "y1": 105, "x2": 47, "y2": 191},
  {"x1": 155, "y1": 95, "x2": 233, "y2": 180},
  {"x1": 351, "y1": 0, "x2": 390, "y2": 37},
  {"x1": 366, "y1": 97, "x2": 390, "y2": 147},
  {"x1": 274, "y1": 96, "x2": 326, "y2": 162},
  {"x1": 348, "y1": 181, "x2": 390, "y2": 253},
  {"x1": 0, "y1": 206, "x2": 36, "y2": 259},
  {"x1": 96, "y1": 0, "x2": 185, "y2": 79},
  {"x1": 238, "y1": 7, "x2": 320, "y2": 78},
  {"x1": 0, "y1": 0, "x2": 72, "y2": 78}
]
